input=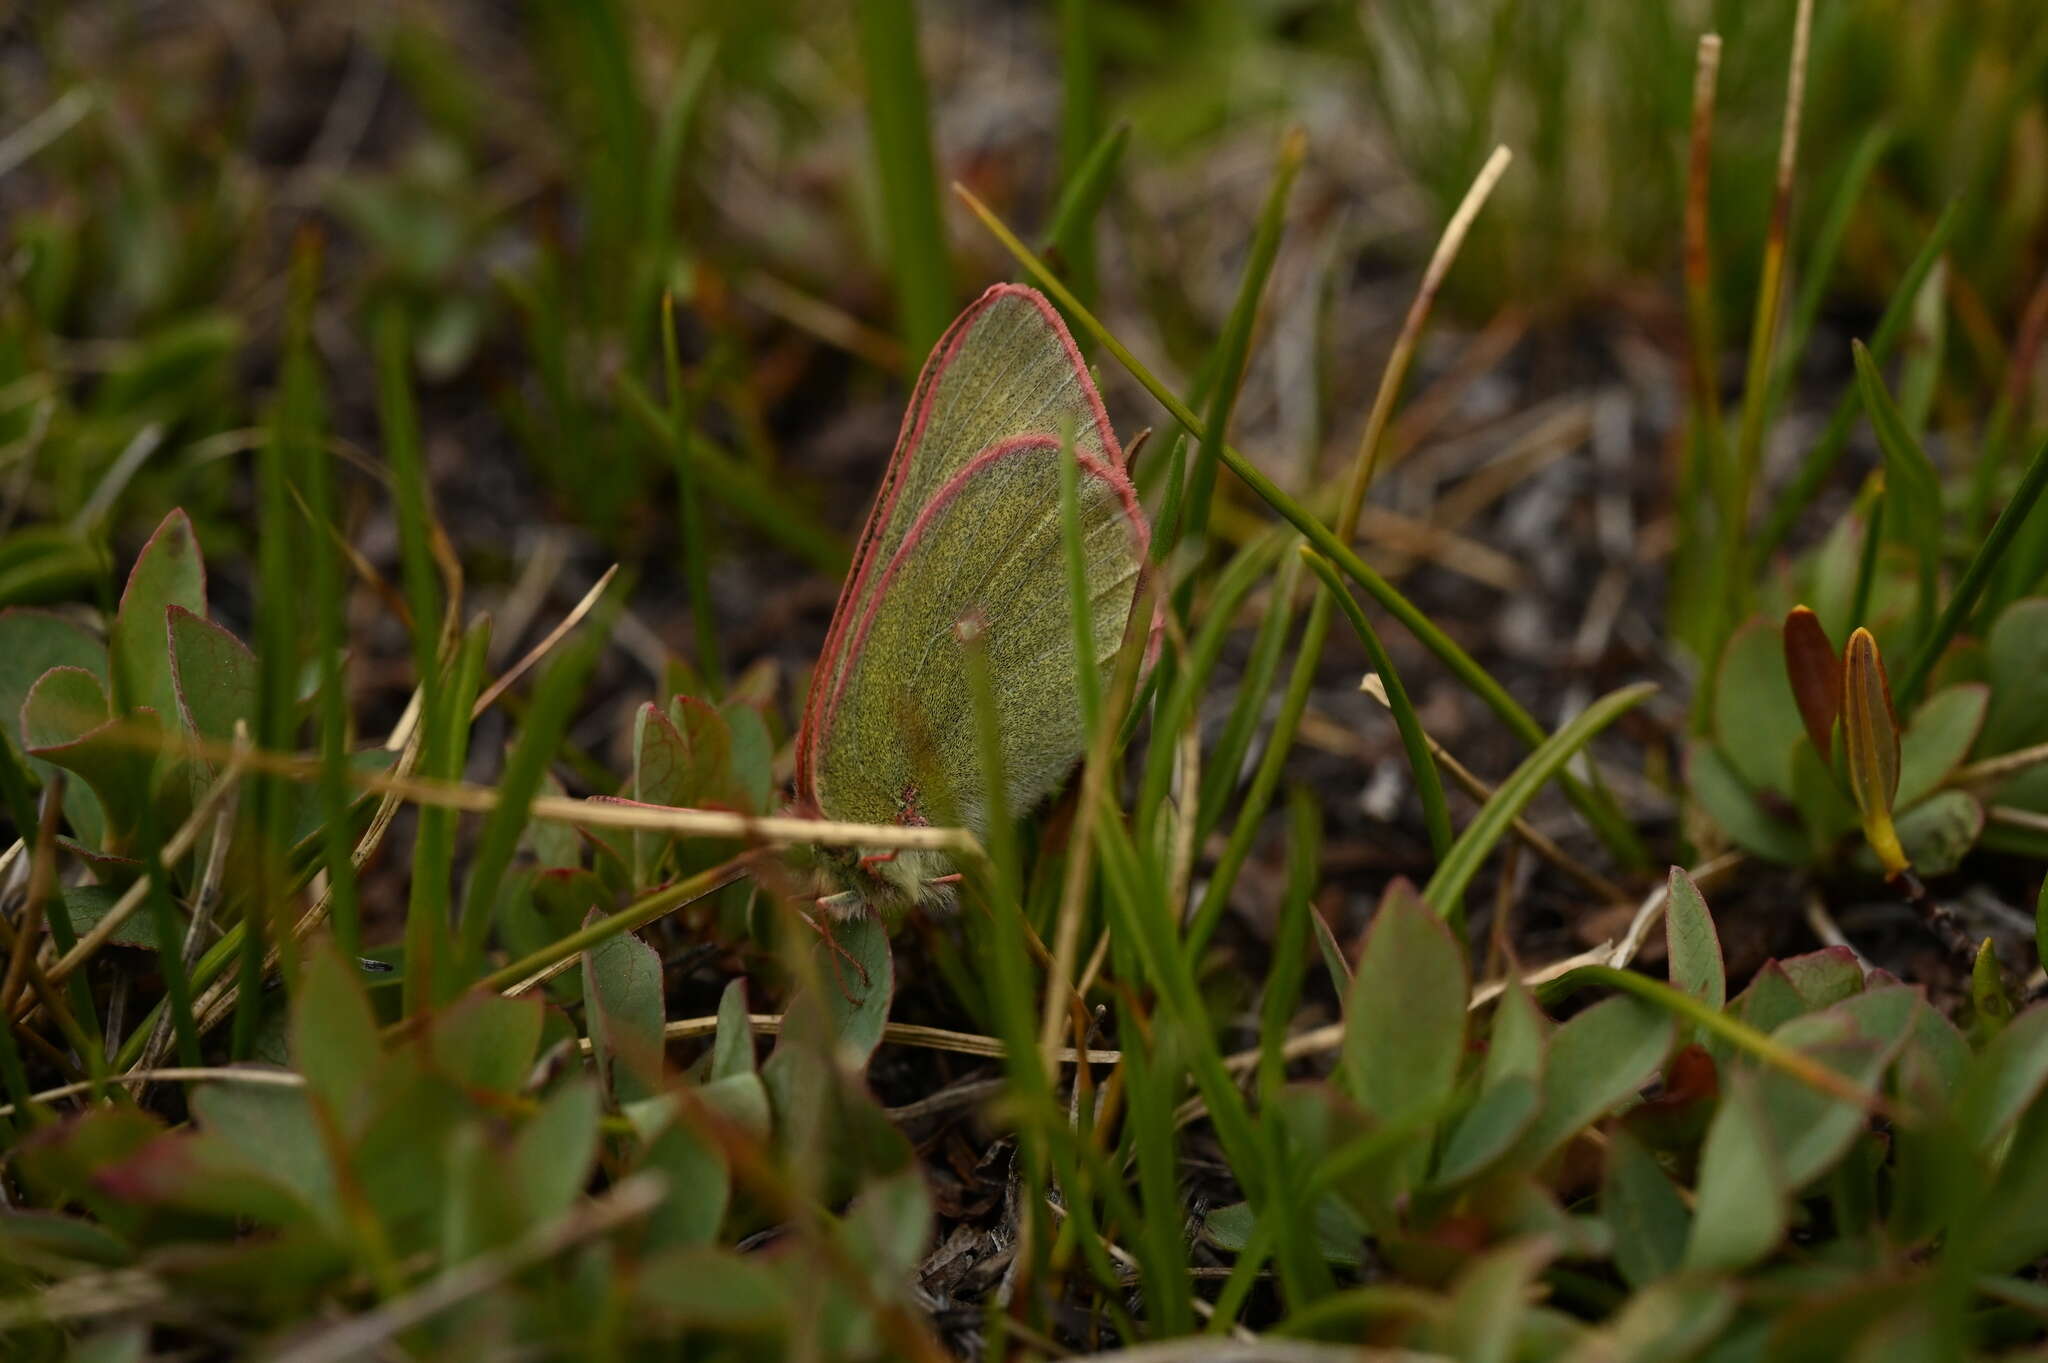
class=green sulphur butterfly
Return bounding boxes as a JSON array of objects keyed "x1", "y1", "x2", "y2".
[{"x1": 793, "y1": 284, "x2": 1151, "y2": 917}]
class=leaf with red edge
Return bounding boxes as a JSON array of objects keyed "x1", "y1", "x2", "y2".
[
  {"x1": 108, "y1": 509, "x2": 205, "y2": 721},
  {"x1": 669, "y1": 694, "x2": 741, "y2": 810},
  {"x1": 0, "y1": 608, "x2": 105, "y2": 765},
  {"x1": 427, "y1": 990, "x2": 543, "y2": 1096},
  {"x1": 1843, "y1": 627, "x2": 1906, "y2": 872},
  {"x1": 1783, "y1": 605, "x2": 1842, "y2": 760},
  {"x1": 167, "y1": 605, "x2": 255, "y2": 756},
  {"x1": 23, "y1": 667, "x2": 152, "y2": 852}
]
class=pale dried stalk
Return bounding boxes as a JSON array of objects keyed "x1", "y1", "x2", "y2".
[
  {"x1": 33, "y1": 757, "x2": 246, "y2": 995},
  {"x1": 470, "y1": 563, "x2": 618, "y2": 719},
  {"x1": 0, "y1": 1064, "x2": 305, "y2": 1120},
  {"x1": 648, "y1": 1013, "x2": 1121, "y2": 1066}
]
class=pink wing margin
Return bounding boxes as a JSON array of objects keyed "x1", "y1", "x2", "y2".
[
  {"x1": 792, "y1": 284, "x2": 1125, "y2": 814},
  {"x1": 818, "y1": 435, "x2": 1149, "y2": 764}
]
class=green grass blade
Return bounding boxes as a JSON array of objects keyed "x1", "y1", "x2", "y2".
[
  {"x1": 138, "y1": 806, "x2": 200, "y2": 1068},
  {"x1": 1182, "y1": 130, "x2": 1304, "y2": 558},
  {"x1": 1898, "y1": 430, "x2": 2048, "y2": 708},
  {"x1": 1138, "y1": 530, "x2": 1284, "y2": 830},
  {"x1": 1303, "y1": 548, "x2": 1453, "y2": 863},
  {"x1": 1853, "y1": 340, "x2": 1942, "y2": 651},
  {"x1": 1186, "y1": 598, "x2": 1330, "y2": 960},
  {"x1": 1753, "y1": 202, "x2": 1961, "y2": 560},
  {"x1": 1768, "y1": 124, "x2": 1893, "y2": 424},
  {"x1": 1422, "y1": 682, "x2": 1657, "y2": 916},
  {"x1": 291, "y1": 251, "x2": 360, "y2": 966},
  {"x1": 615, "y1": 372, "x2": 849, "y2": 575},
  {"x1": 1260, "y1": 786, "x2": 1320, "y2": 1102},
  {"x1": 956, "y1": 185, "x2": 1647, "y2": 870},
  {"x1": 855, "y1": 0, "x2": 952, "y2": 356},
  {"x1": 1120, "y1": 1024, "x2": 1197, "y2": 1335},
  {"x1": 234, "y1": 240, "x2": 322, "y2": 1054},
  {"x1": 376, "y1": 306, "x2": 445, "y2": 728},
  {"x1": 1850, "y1": 482, "x2": 1885, "y2": 630},
  {"x1": 455, "y1": 582, "x2": 618, "y2": 976},
  {"x1": 1054, "y1": 0, "x2": 1105, "y2": 304},
  {"x1": 1148, "y1": 430, "x2": 1189, "y2": 565},
  {"x1": 1089, "y1": 785, "x2": 1332, "y2": 1307},
  {"x1": 407, "y1": 620, "x2": 489, "y2": 1011},
  {"x1": 661, "y1": 295, "x2": 721, "y2": 688},
  {"x1": 1195, "y1": 551, "x2": 1303, "y2": 844}
]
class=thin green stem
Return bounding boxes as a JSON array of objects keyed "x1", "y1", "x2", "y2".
[{"x1": 1302, "y1": 549, "x2": 1453, "y2": 863}]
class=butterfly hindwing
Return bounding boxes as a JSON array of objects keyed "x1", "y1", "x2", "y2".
[
  {"x1": 812, "y1": 437, "x2": 1147, "y2": 836},
  {"x1": 796, "y1": 285, "x2": 1121, "y2": 810}
]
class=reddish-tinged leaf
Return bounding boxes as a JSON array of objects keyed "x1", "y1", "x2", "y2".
[
  {"x1": 108, "y1": 508, "x2": 206, "y2": 721},
  {"x1": 291, "y1": 940, "x2": 384, "y2": 1129},
  {"x1": 166, "y1": 605, "x2": 256, "y2": 751},
  {"x1": 1843, "y1": 627, "x2": 1906, "y2": 872},
  {"x1": 1783, "y1": 605, "x2": 1842, "y2": 759},
  {"x1": 1843, "y1": 628, "x2": 1901, "y2": 812}
]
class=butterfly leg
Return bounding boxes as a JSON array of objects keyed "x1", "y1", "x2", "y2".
[{"x1": 805, "y1": 900, "x2": 873, "y2": 997}]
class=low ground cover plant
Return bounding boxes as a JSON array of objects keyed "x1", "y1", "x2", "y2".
[{"x1": 1, "y1": 2, "x2": 2045, "y2": 1359}]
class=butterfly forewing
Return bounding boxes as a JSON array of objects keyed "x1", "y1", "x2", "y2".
[
  {"x1": 812, "y1": 438, "x2": 1146, "y2": 836},
  {"x1": 797, "y1": 286, "x2": 1122, "y2": 809}
]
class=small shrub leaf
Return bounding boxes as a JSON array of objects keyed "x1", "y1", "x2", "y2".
[
  {"x1": 108, "y1": 509, "x2": 205, "y2": 720},
  {"x1": 166, "y1": 605, "x2": 256, "y2": 751},
  {"x1": 1665, "y1": 867, "x2": 1726, "y2": 1013},
  {"x1": 427, "y1": 990, "x2": 543, "y2": 1096},
  {"x1": 0, "y1": 608, "x2": 105, "y2": 764},
  {"x1": 1895, "y1": 684, "x2": 1987, "y2": 809},
  {"x1": 1603, "y1": 1127, "x2": 1691, "y2": 1288},
  {"x1": 1715, "y1": 617, "x2": 1805, "y2": 793},
  {"x1": 1783, "y1": 606, "x2": 1842, "y2": 760},
  {"x1": 1511, "y1": 995, "x2": 1673, "y2": 1167},
  {"x1": 583, "y1": 928, "x2": 666, "y2": 1103},
  {"x1": 1688, "y1": 741, "x2": 1810, "y2": 864},
  {"x1": 291, "y1": 940, "x2": 384, "y2": 1122},
  {"x1": 712, "y1": 977, "x2": 756, "y2": 1080},
  {"x1": 1978, "y1": 598, "x2": 2048, "y2": 755},
  {"x1": 1685, "y1": 1071, "x2": 1786, "y2": 1271},
  {"x1": 511, "y1": 1078, "x2": 601, "y2": 1227},
  {"x1": 1952, "y1": 1002, "x2": 2048, "y2": 1155},
  {"x1": 1342, "y1": 882, "x2": 1467, "y2": 1128}
]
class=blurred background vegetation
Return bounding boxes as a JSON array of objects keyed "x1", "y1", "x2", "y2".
[{"x1": 4, "y1": 0, "x2": 2048, "y2": 1358}]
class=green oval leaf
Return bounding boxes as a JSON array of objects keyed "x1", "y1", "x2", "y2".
[
  {"x1": 109, "y1": 509, "x2": 206, "y2": 721},
  {"x1": 1896, "y1": 684, "x2": 1988, "y2": 809},
  {"x1": 1684, "y1": 1071, "x2": 1786, "y2": 1272},
  {"x1": 1342, "y1": 882, "x2": 1467, "y2": 1128}
]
